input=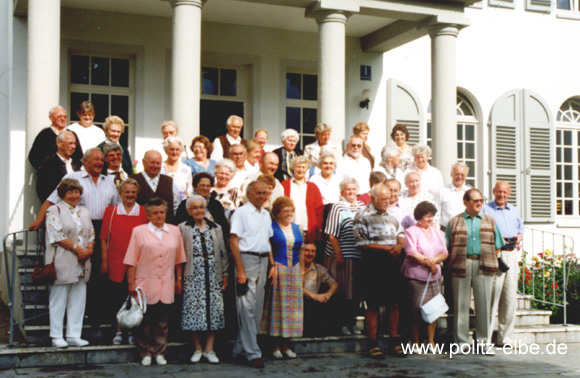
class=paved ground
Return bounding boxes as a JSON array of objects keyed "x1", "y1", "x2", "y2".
[{"x1": 2, "y1": 343, "x2": 580, "y2": 378}]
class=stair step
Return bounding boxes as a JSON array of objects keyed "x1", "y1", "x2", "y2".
[{"x1": 512, "y1": 324, "x2": 580, "y2": 344}]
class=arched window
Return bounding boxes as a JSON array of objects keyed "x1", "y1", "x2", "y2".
[{"x1": 556, "y1": 97, "x2": 580, "y2": 217}]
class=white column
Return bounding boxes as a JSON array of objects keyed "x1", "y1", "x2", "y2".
[
  {"x1": 316, "y1": 11, "x2": 349, "y2": 147},
  {"x1": 429, "y1": 24, "x2": 460, "y2": 184},
  {"x1": 26, "y1": 0, "x2": 61, "y2": 149},
  {"x1": 169, "y1": 0, "x2": 202, "y2": 145}
]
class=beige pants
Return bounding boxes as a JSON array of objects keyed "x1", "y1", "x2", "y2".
[{"x1": 489, "y1": 251, "x2": 519, "y2": 345}]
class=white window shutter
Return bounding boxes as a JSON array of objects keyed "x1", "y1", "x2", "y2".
[
  {"x1": 386, "y1": 79, "x2": 425, "y2": 146},
  {"x1": 489, "y1": 0, "x2": 516, "y2": 8},
  {"x1": 523, "y1": 90, "x2": 555, "y2": 222},
  {"x1": 490, "y1": 90, "x2": 522, "y2": 208},
  {"x1": 526, "y1": 0, "x2": 553, "y2": 12}
]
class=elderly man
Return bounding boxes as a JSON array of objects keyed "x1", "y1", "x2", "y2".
[
  {"x1": 230, "y1": 181, "x2": 275, "y2": 369},
  {"x1": 103, "y1": 143, "x2": 128, "y2": 187},
  {"x1": 36, "y1": 130, "x2": 82, "y2": 202},
  {"x1": 228, "y1": 144, "x2": 251, "y2": 190},
  {"x1": 302, "y1": 241, "x2": 339, "y2": 337},
  {"x1": 482, "y1": 182, "x2": 523, "y2": 347},
  {"x1": 446, "y1": 189, "x2": 504, "y2": 352},
  {"x1": 354, "y1": 184, "x2": 405, "y2": 359},
  {"x1": 28, "y1": 106, "x2": 83, "y2": 171},
  {"x1": 131, "y1": 150, "x2": 181, "y2": 221},
  {"x1": 437, "y1": 162, "x2": 471, "y2": 230},
  {"x1": 241, "y1": 151, "x2": 284, "y2": 202},
  {"x1": 211, "y1": 115, "x2": 248, "y2": 160},
  {"x1": 336, "y1": 135, "x2": 371, "y2": 195},
  {"x1": 385, "y1": 179, "x2": 414, "y2": 230},
  {"x1": 376, "y1": 145, "x2": 405, "y2": 190},
  {"x1": 272, "y1": 129, "x2": 303, "y2": 181}
]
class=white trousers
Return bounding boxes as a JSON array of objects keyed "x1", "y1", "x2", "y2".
[
  {"x1": 452, "y1": 259, "x2": 493, "y2": 345},
  {"x1": 49, "y1": 281, "x2": 87, "y2": 339},
  {"x1": 489, "y1": 250, "x2": 519, "y2": 345}
]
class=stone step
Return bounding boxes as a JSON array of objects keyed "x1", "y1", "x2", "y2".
[
  {"x1": 518, "y1": 294, "x2": 533, "y2": 310},
  {"x1": 493, "y1": 308, "x2": 552, "y2": 328}
]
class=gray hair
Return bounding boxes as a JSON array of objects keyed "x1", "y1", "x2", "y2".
[
  {"x1": 56, "y1": 129, "x2": 74, "y2": 143},
  {"x1": 162, "y1": 136, "x2": 184, "y2": 151},
  {"x1": 370, "y1": 183, "x2": 390, "y2": 201},
  {"x1": 213, "y1": 158, "x2": 237, "y2": 175},
  {"x1": 226, "y1": 115, "x2": 243, "y2": 126},
  {"x1": 186, "y1": 194, "x2": 207, "y2": 209},
  {"x1": 339, "y1": 177, "x2": 359, "y2": 192},
  {"x1": 160, "y1": 120, "x2": 178, "y2": 133},
  {"x1": 381, "y1": 145, "x2": 400, "y2": 162},
  {"x1": 280, "y1": 129, "x2": 299, "y2": 143},
  {"x1": 290, "y1": 155, "x2": 310, "y2": 171},
  {"x1": 317, "y1": 147, "x2": 336, "y2": 168},
  {"x1": 404, "y1": 170, "x2": 421, "y2": 183},
  {"x1": 246, "y1": 180, "x2": 265, "y2": 196},
  {"x1": 228, "y1": 143, "x2": 247, "y2": 154},
  {"x1": 314, "y1": 123, "x2": 332, "y2": 136},
  {"x1": 451, "y1": 161, "x2": 470, "y2": 174},
  {"x1": 82, "y1": 147, "x2": 103, "y2": 161},
  {"x1": 118, "y1": 177, "x2": 141, "y2": 195},
  {"x1": 411, "y1": 144, "x2": 432, "y2": 159},
  {"x1": 103, "y1": 142, "x2": 122, "y2": 157},
  {"x1": 49, "y1": 106, "x2": 65, "y2": 117}
]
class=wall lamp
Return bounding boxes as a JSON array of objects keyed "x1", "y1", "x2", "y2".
[{"x1": 359, "y1": 89, "x2": 372, "y2": 109}]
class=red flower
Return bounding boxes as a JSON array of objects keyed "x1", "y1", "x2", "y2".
[{"x1": 552, "y1": 282, "x2": 559, "y2": 289}]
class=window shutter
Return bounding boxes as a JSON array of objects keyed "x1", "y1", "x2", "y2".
[
  {"x1": 523, "y1": 90, "x2": 555, "y2": 222},
  {"x1": 490, "y1": 91, "x2": 522, "y2": 208},
  {"x1": 489, "y1": 0, "x2": 516, "y2": 8},
  {"x1": 387, "y1": 79, "x2": 425, "y2": 147},
  {"x1": 526, "y1": 0, "x2": 553, "y2": 12}
]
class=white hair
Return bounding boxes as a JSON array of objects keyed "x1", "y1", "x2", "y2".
[
  {"x1": 186, "y1": 194, "x2": 207, "y2": 209},
  {"x1": 213, "y1": 158, "x2": 237, "y2": 175},
  {"x1": 280, "y1": 128, "x2": 299, "y2": 143},
  {"x1": 162, "y1": 136, "x2": 184, "y2": 151},
  {"x1": 381, "y1": 145, "x2": 399, "y2": 162},
  {"x1": 411, "y1": 144, "x2": 432, "y2": 158}
]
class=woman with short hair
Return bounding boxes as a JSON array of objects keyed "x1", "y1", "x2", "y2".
[
  {"x1": 97, "y1": 115, "x2": 134, "y2": 174},
  {"x1": 353, "y1": 122, "x2": 374, "y2": 168},
  {"x1": 401, "y1": 171, "x2": 440, "y2": 226},
  {"x1": 390, "y1": 124, "x2": 414, "y2": 171},
  {"x1": 308, "y1": 150, "x2": 341, "y2": 205},
  {"x1": 303, "y1": 123, "x2": 342, "y2": 167},
  {"x1": 161, "y1": 136, "x2": 193, "y2": 201},
  {"x1": 410, "y1": 144, "x2": 444, "y2": 197},
  {"x1": 210, "y1": 159, "x2": 241, "y2": 217},
  {"x1": 185, "y1": 135, "x2": 216, "y2": 176}
]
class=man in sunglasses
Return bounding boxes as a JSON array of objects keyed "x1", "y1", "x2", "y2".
[{"x1": 445, "y1": 188, "x2": 504, "y2": 353}]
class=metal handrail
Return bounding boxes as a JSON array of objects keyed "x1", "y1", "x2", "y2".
[
  {"x1": 520, "y1": 227, "x2": 576, "y2": 326},
  {"x1": 2, "y1": 229, "x2": 46, "y2": 347}
]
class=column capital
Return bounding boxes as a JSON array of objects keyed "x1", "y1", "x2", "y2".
[
  {"x1": 427, "y1": 23, "x2": 461, "y2": 39},
  {"x1": 313, "y1": 10, "x2": 350, "y2": 25},
  {"x1": 168, "y1": 0, "x2": 203, "y2": 9}
]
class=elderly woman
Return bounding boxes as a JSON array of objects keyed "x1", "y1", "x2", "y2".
[
  {"x1": 353, "y1": 122, "x2": 374, "y2": 168},
  {"x1": 304, "y1": 123, "x2": 342, "y2": 167},
  {"x1": 103, "y1": 143, "x2": 128, "y2": 187},
  {"x1": 100, "y1": 178, "x2": 148, "y2": 345},
  {"x1": 308, "y1": 149, "x2": 341, "y2": 205},
  {"x1": 260, "y1": 196, "x2": 303, "y2": 359},
  {"x1": 324, "y1": 177, "x2": 365, "y2": 336},
  {"x1": 410, "y1": 144, "x2": 444, "y2": 196},
  {"x1": 210, "y1": 159, "x2": 241, "y2": 216},
  {"x1": 161, "y1": 136, "x2": 193, "y2": 201},
  {"x1": 97, "y1": 115, "x2": 134, "y2": 174},
  {"x1": 281, "y1": 156, "x2": 324, "y2": 241},
  {"x1": 391, "y1": 124, "x2": 414, "y2": 171},
  {"x1": 402, "y1": 201, "x2": 448, "y2": 350},
  {"x1": 272, "y1": 129, "x2": 303, "y2": 182},
  {"x1": 185, "y1": 135, "x2": 216, "y2": 176},
  {"x1": 46, "y1": 179, "x2": 94, "y2": 348},
  {"x1": 375, "y1": 145, "x2": 405, "y2": 190},
  {"x1": 401, "y1": 171, "x2": 440, "y2": 227},
  {"x1": 124, "y1": 197, "x2": 186, "y2": 367},
  {"x1": 179, "y1": 195, "x2": 228, "y2": 364}
]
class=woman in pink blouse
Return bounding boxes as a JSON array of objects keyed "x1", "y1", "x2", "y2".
[
  {"x1": 124, "y1": 197, "x2": 187, "y2": 367},
  {"x1": 402, "y1": 201, "x2": 448, "y2": 351}
]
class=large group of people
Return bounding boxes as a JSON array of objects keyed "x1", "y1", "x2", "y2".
[{"x1": 29, "y1": 103, "x2": 524, "y2": 367}]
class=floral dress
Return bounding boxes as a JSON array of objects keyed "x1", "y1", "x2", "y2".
[{"x1": 181, "y1": 224, "x2": 225, "y2": 331}]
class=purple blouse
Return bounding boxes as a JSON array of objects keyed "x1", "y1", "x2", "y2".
[{"x1": 401, "y1": 225, "x2": 448, "y2": 282}]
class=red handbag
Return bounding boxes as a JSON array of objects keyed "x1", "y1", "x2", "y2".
[{"x1": 32, "y1": 247, "x2": 56, "y2": 285}]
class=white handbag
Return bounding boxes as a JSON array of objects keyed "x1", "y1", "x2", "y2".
[
  {"x1": 419, "y1": 272, "x2": 449, "y2": 324},
  {"x1": 117, "y1": 287, "x2": 147, "y2": 329}
]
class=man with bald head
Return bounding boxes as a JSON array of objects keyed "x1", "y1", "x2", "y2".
[
  {"x1": 131, "y1": 150, "x2": 181, "y2": 221},
  {"x1": 28, "y1": 106, "x2": 83, "y2": 171},
  {"x1": 483, "y1": 181, "x2": 523, "y2": 347},
  {"x1": 241, "y1": 151, "x2": 284, "y2": 203}
]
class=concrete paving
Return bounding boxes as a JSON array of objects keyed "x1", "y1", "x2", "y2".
[{"x1": 2, "y1": 343, "x2": 580, "y2": 378}]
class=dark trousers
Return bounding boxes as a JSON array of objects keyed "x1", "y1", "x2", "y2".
[
  {"x1": 135, "y1": 303, "x2": 170, "y2": 359},
  {"x1": 86, "y1": 220, "x2": 107, "y2": 325}
]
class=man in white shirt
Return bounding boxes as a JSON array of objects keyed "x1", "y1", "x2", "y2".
[
  {"x1": 436, "y1": 162, "x2": 470, "y2": 230},
  {"x1": 241, "y1": 152, "x2": 284, "y2": 203},
  {"x1": 230, "y1": 181, "x2": 275, "y2": 369},
  {"x1": 211, "y1": 115, "x2": 248, "y2": 160},
  {"x1": 228, "y1": 144, "x2": 251, "y2": 190},
  {"x1": 67, "y1": 100, "x2": 106, "y2": 151},
  {"x1": 336, "y1": 135, "x2": 371, "y2": 195}
]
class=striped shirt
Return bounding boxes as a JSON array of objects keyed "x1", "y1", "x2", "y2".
[
  {"x1": 47, "y1": 170, "x2": 120, "y2": 220},
  {"x1": 353, "y1": 203, "x2": 404, "y2": 248},
  {"x1": 324, "y1": 200, "x2": 364, "y2": 259}
]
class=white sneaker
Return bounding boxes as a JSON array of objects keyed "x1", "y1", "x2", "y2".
[
  {"x1": 141, "y1": 356, "x2": 152, "y2": 366},
  {"x1": 52, "y1": 338, "x2": 68, "y2": 348},
  {"x1": 156, "y1": 355, "x2": 168, "y2": 365},
  {"x1": 203, "y1": 351, "x2": 220, "y2": 364},
  {"x1": 128, "y1": 332, "x2": 136, "y2": 345},
  {"x1": 283, "y1": 348, "x2": 297, "y2": 358},
  {"x1": 272, "y1": 349, "x2": 283, "y2": 359},
  {"x1": 190, "y1": 350, "x2": 203, "y2": 363},
  {"x1": 66, "y1": 338, "x2": 89, "y2": 347}
]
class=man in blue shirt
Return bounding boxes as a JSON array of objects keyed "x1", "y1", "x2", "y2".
[{"x1": 482, "y1": 182, "x2": 523, "y2": 347}]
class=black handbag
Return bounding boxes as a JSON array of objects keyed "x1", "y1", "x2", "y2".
[{"x1": 497, "y1": 256, "x2": 510, "y2": 273}]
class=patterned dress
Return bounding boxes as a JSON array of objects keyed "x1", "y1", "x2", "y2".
[
  {"x1": 260, "y1": 224, "x2": 303, "y2": 338},
  {"x1": 181, "y1": 225, "x2": 225, "y2": 332}
]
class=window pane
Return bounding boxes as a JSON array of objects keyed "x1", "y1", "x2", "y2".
[
  {"x1": 457, "y1": 124, "x2": 463, "y2": 139},
  {"x1": 465, "y1": 124, "x2": 474, "y2": 140},
  {"x1": 564, "y1": 130, "x2": 573, "y2": 145},
  {"x1": 556, "y1": 147, "x2": 562, "y2": 163},
  {"x1": 564, "y1": 200, "x2": 573, "y2": 215},
  {"x1": 564, "y1": 147, "x2": 572, "y2": 162},
  {"x1": 557, "y1": 165, "x2": 562, "y2": 180},
  {"x1": 70, "y1": 55, "x2": 90, "y2": 85},
  {"x1": 303, "y1": 136, "x2": 316, "y2": 147},
  {"x1": 556, "y1": 130, "x2": 562, "y2": 145},
  {"x1": 69, "y1": 93, "x2": 90, "y2": 121},
  {"x1": 286, "y1": 107, "x2": 300, "y2": 132},
  {"x1": 286, "y1": 73, "x2": 301, "y2": 99},
  {"x1": 564, "y1": 165, "x2": 573, "y2": 180},
  {"x1": 303, "y1": 74, "x2": 317, "y2": 101},
  {"x1": 111, "y1": 58, "x2": 130, "y2": 87},
  {"x1": 457, "y1": 143, "x2": 463, "y2": 159},
  {"x1": 565, "y1": 182, "x2": 573, "y2": 197},
  {"x1": 202, "y1": 67, "x2": 219, "y2": 95},
  {"x1": 427, "y1": 123, "x2": 432, "y2": 139},
  {"x1": 557, "y1": 183, "x2": 562, "y2": 197},
  {"x1": 557, "y1": 0, "x2": 571, "y2": 10},
  {"x1": 465, "y1": 143, "x2": 475, "y2": 159},
  {"x1": 111, "y1": 95, "x2": 129, "y2": 123},
  {"x1": 466, "y1": 161, "x2": 475, "y2": 177},
  {"x1": 303, "y1": 108, "x2": 317, "y2": 134},
  {"x1": 557, "y1": 199, "x2": 562, "y2": 215},
  {"x1": 220, "y1": 69, "x2": 237, "y2": 96},
  {"x1": 91, "y1": 94, "x2": 109, "y2": 123},
  {"x1": 91, "y1": 57, "x2": 110, "y2": 86}
]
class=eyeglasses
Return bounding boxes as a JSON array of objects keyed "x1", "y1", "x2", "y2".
[{"x1": 470, "y1": 199, "x2": 484, "y2": 203}]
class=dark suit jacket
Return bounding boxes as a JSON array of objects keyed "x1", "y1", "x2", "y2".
[
  {"x1": 272, "y1": 146, "x2": 303, "y2": 182},
  {"x1": 36, "y1": 153, "x2": 82, "y2": 202},
  {"x1": 131, "y1": 172, "x2": 175, "y2": 220},
  {"x1": 28, "y1": 127, "x2": 83, "y2": 171}
]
